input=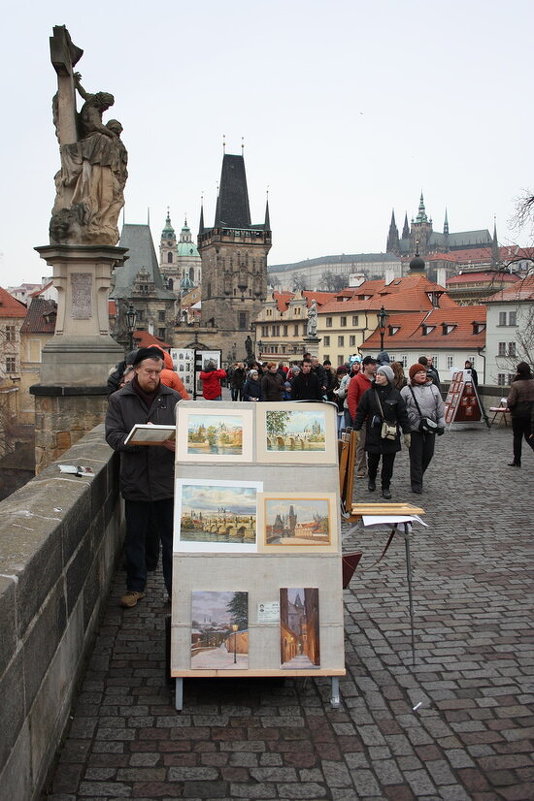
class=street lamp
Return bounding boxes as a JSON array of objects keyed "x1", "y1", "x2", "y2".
[
  {"x1": 232, "y1": 624, "x2": 238, "y2": 663},
  {"x1": 126, "y1": 304, "x2": 137, "y2": 351},
  {"x1": 377, "y1": 305, "x2": 388, "y2": 351},
  {"x1": 257, "y1": 340, "x2": 263, "y2": 358}
]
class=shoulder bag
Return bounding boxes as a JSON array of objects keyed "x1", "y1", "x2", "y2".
[
  {"x1": 375, "y1": 391, "x2": 398, "y2": 440},
  {"x1": 409, "y1": 386, "x2": 438, "y2": 433}
]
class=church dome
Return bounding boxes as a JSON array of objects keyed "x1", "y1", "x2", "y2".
[{"x1": 409, "y1": 251, "x2": 425, "y2": 272}]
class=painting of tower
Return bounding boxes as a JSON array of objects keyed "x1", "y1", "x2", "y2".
[{"x1": 198, "y1": 151, "x2": 271, "y2": 359}]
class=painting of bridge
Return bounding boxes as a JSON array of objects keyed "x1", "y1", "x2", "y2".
[
  {"x1": 177, "y1": 408, "x2": 253, "y2": 462},
  {"x1": 260, "y1": 494, "x2": 336, "y2": 551},
  {"x1": 256, "y1": 404, "x2": 337, "y2": 464},
  {"x1": 174, "y1": 478, "x2": 262, "y2": 552}
]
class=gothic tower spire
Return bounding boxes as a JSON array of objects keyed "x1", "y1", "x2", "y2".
[{"x1": 386, "y1": 209, "x2": 400, "y2": 254}]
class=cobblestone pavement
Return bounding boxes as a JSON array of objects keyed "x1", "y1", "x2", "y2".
[{"x1": 42, "y1": 424, "x2": 534, "y2": 801}]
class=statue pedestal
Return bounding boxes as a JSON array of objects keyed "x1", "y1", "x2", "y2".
[
  {"x1": 30, "y1": 244, "x2": 127, "y2": 472},
  {"x1": 303, "y1": 336, "x2": 321, "y2": 359}
]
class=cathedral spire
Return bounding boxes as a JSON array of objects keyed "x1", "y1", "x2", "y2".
[
  {"x1": 264, "y1": 190, "x2": 271, "y2": 231},
  {"x1": 198, "y1": 199, "x2": 205, "y2": 235},
  {"x1": 416, "y1": 192, "x2": 428, "y2": 223},
  {"x1": 443, "y1": 208, "x2": 449, "y2": 235},
  {"x1": 491, "y1": 217, "x2": 500, "y2": 267},
  {"x1": 386, "y1": 209, "x2": 400, "y2": 254},
  {"x1": 402, "y1": 212, "x2": 410, "y2": 240},
  {"x1": 214, "y1": 153, "x2": 251, "y2": 228}
]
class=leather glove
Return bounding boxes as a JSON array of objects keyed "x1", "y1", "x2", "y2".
[
  {"x1": 403, "y1": 433, "x2": 411, "y2": 448},
  {"x1": 436, "y1": 427, "x2": 445, "y2": 436}
]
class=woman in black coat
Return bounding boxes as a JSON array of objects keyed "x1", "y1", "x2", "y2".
[
  {"x1": 353, "y1": 365, "x2": 411, "y2": 498},
  {"x1": 242, "y1": 369, "x2": 262, "y2": 401}
]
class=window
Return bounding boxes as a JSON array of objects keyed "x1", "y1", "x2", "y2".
[
  {"x1": 5, "y1": 325, "x2": 16, "y2": 342},
  {"x1": 499, "y1": 311, "x2": 517, "y2": 326},
  {"x1": 326, "y1": 317, "x2": 333, "y2": 328},
  {"x1": 349, "y1": 335, "x2": 355, "y2": 347},
  {"x1": 401, "y1": 355, "x2": 407, "y2": 367},
  {"x1": 294, "y1": 324, "x2": 299, "y2": 336},
  {"x1": 352, "y1": 315, "x2": 359, "y2": 327},
  {"x1": 239, "y1": 312, "x2": 247, "y2": 330},
  {"x1": 261, "y1": 325, "x2": 268, "y2": 337},
  {"x1": 497, "y1": 373, "x2": 506, "y2": 386},
  {"x1": 509, "y1": 311, "x2": 517, "y2": 326},
  {"x1": 432, "y1": 356, "x2": 439, "y2": 369},
  {"x1": 508, "y1": 342, "x2": 516, "y2": 357},
  {"x1": 6, "y1": 356, "x2": 16, "y2": 373},
  {"x1": 158, "y1": 328, "x2": 166, "y2": 338},
  {"x1": 340, "y1": 316, "x2": 347, "y2": 327},
  {"x1": 137, "y1": 310, "x2": 144, "y2": 321},
  {"x1": 283, "y1": 325, "x2": 288, "y2": 336},
  {"x1": 447, "y1": 356, "x2": 454, "y2": 369},
  {"x1": 338, "y1": 336, "x2": 344, "y2": 347},
  {"x1": 167, "y1": 252, "x2": 173, "y2": 263},
  {"x1": 158, "y1": 310, "x2": 165, "y2": 322},
  {"x1": 337, "y1": 355, "x2": 344, "y2": 366},
  {"x1": 498, "y1": 311, "x2": 506, "y2": 326},
  {"x1": 323, "y1": 336, "x2": 330, "y2": 346},
  {"x1": 498, "y1": 342, "x2": 506, "y2": 356}
]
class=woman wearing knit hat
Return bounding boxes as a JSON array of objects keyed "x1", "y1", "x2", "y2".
[
  {"x1": 400, "y1": 364, "x2": 446, "y2": 493},
  {"x1": 352, "y1": 364, "x2": 411, "y2": 499}
]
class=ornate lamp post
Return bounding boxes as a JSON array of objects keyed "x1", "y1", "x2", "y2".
[
  {"x1": 126, "y1": 304, "x2": 137, "y2": 351},
  {"x1": 377, "y1": 305, "x2": 388, "y2": 351},
  {"x1": 232, "y1": 624, "x2": 238, "y2": 663}
]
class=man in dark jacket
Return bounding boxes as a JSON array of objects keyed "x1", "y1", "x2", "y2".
[
  {"x1": 291, "y1": 360, "x2": 323, "y2": 400},
  {"x1": 105, "y1": 347, "x2": 181, "y2": 607}
]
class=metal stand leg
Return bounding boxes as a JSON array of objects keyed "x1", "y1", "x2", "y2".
[
  {"x1": 330, "y1": 676, "x2": 340, "y2": 708},
  {"x1": 175, "y1": 678, "x2": 183, "y2": 711},
  {"x1": 403, "y1": 522, "x2": 416, "y2": 666}
]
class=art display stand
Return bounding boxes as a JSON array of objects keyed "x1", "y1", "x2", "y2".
[
  {"x1": 170, "y1": 401, "x2": 345, "y2": 710},
  {"x1": 444, "y1": 370, "x2": 489, "y2": 428}
]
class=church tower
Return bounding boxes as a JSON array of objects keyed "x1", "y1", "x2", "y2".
[
  {"x1": 159, "y1": 210, "x2": 178, "y2": 291},
  {"x1": 410, "y1": 192, "x2": 433, "y2": 257},
  {"x1": 198, "y1": 151, "x2": 271, "y2": 358},
  {"x1": 176, "y1": 218, "x2": 202, "y2": 290}
]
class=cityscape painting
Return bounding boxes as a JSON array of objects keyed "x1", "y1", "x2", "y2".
[
  {"x1": 258, "y1": 493, "x2": 338, "y2": 552},
  {"x1": 256, "y1": 403, "x2": 337, "y2": 463},
  {"x1": 190, "y1": 591, "x2": 249, "y2": 670},
  {"x1": 176, "y1": 408, "x2": 253, "y2": 462},
  {"x1": 280, "y1": 588, "x2": 320, "y2": 669},
  {"x1": 174, "y1": 478, "x2": 262, "y2": 552}
]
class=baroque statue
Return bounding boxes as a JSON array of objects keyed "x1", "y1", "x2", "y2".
[
  {"x1": 49, "y1": 26, "x2": 128, "y2": 246},
  {"x1": 307, "y1": 299, "x2": 318, "y2": 337}
]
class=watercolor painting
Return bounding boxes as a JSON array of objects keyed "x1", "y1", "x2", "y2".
[
  {"x1": 191, "y1": 591, "x2": 249, "y2": 670},
  {"x1": 257, "y1": 493, "x2": 338, "y2": 553},
  {"x1": 280, "y1": 588, "x2": 320, "y2": 668},
  {"x1": 176, "y1": 408, "x2": 253, "y2": 462},
  {"x1": 174, "y1": 478, "x2": 261, "y2": 552},
  {"x1": 256, "y1": 403, "x2": 337, "y2": 464}
]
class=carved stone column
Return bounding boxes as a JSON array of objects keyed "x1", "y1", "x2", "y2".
[{"x1": 30, "y1": 244, "x2": 127, "y2": 472}]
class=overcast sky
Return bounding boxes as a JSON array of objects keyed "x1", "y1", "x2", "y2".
[{"x1": 1, "y1": 0, "x2": 532, "y2": 287}]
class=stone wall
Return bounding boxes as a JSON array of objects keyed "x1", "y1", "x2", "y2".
[{"x1": 0, "y1": 424, "x2": 122, "y2": 801}]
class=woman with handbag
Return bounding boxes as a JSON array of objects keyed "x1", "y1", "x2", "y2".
[
  {"x1": 353, "y1": 365, "x2": 411, "y2": 499},
  {"x1": 400, "y1": 363, "x2": 446, "y2": 494}
]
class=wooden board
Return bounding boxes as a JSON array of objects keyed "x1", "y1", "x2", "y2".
[{"x1": 350, "y1": 503, "x2": 425, "y2": 517}]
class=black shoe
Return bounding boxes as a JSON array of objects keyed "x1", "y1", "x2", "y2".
[
  {"x1": 368, "y1": 480, "x2": 376, "y2": 492},
  {"x1": 411, "y1": 485, "x2": 422, "y2": 494},
  {"x1": 382, "y1": 487, "x2": 392, "y2": 499},
  {"x1": 507, "y1": 461, "x2": 521, "y2": 467}
]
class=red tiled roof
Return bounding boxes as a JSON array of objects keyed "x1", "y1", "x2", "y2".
[
  {"x1": 447, "y1": 271, "x2": 520, "y2": 286},
  {"x1": 319, "y1": 274, "x2": 455, "y2": 314},
  {"x1": 29, "y1": 281, "x2": 54, "y2": 298},
  {"x1": 133, "y1": 330, "x2": 172, "y2": 349},
  {"x1": 20, "y1": 298, "x2": 57, "y2": 334},
  {"x1": 362, "y1": 305, "x2": 487, "y2": 350},
  {"x1": 0, "y1": 287, "x2": 27, "y2": 318},
  {"x1": 484, "y1": 275, "x2": 534, "y2": 303}
]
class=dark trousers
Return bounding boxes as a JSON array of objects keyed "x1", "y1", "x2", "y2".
[
  {"x1": 511, "y1": 415, "x2": 534, "y2": 464},
  {"x1": 231, "y1": 387, "x2": 243, "y2": 401},
  {"x1": 124, "y1": 499, "x2": 174, "y2": 594},
  {"x1": 409, "y1": 431, "x2": 435, "y2": 489},
  {"x1": 367, "y1": 451, "x2": 396, "y2": 488}
]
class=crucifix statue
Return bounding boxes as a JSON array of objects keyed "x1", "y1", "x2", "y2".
[{"x1": 49, "y1": 26, "x2": 128, "y2": 247}]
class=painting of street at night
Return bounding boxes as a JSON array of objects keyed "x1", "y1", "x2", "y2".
[
  {"x1": 280, "y1": 588, "x2": 320, "y2": 669},
  {"x1": 190, "y1": 591, "x2": 249, "y2": 670}
]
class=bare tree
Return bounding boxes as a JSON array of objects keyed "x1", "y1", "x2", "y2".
[
  {"x1": 319, "y1": 270, "x2": 347, "y2": 292},
  {"x1": 291, "y1": 272, "x2": 307, "y2": 292}
]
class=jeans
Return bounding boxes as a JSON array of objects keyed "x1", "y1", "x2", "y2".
[
  {"x1": 124, "y1": 498, "x2": 174, "y2": 594},
  {"x1": 408, "y1": 430, "x2": 435, "y2": 489}
]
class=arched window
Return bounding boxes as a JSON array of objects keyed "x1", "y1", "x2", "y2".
[
  {"x1": 189, "y1": 267, "x2": 194, "y2": 281},
  {"x1": 167, "y1": 252, "x2": 173, "y2": 263}
]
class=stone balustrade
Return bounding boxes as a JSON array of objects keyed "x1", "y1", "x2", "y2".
[{"x1": 0, "y1": 424, "x2": 122, "y2": 801}]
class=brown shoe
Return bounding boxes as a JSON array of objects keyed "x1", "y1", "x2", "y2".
[{"x1": 120, "y1": 590, "x2": 145, "y2": 608}]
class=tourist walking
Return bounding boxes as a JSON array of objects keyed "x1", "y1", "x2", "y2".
[
  {"x1": 199, "y1": 361, "x2": 226, "y2": 400},
  {"x1": 261, "y1": 362, "x2": 285, "y2": 401},
  {"x1": 506, "y1": 361, "x2": 534, "y2": 467},
  {"x1": 401, "y1": 363, "x2": 445, "y2": 494},
  {"x1": 347, "y1": 355, "x2": 377, "y2": 476},
  {"x1": 352, "y1": 365, "x2": 410, "y2": 499}
]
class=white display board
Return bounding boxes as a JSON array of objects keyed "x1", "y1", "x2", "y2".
[{"x1": 170, "y1": 401, "x2": 345, "y2": 680}]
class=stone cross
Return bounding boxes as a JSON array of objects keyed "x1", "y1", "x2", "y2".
[{"x1": 49, "y1": 25, "x2": 83, "y2": 145}]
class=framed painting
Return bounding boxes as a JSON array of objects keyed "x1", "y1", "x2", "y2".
[
  {"x1": 190, "y1": 591, "x2": 249, "y2": 670},
  {"x1": 257, "y1": 492, "x2": 338, "y2": 553},
  {"x1": 174, "y1": 478, "x2": 262, "y2": 553},
  {"x1": 280, "y1": 588, "x2": 320, "y2": 668},
  {"x1": 256, "y1": 403, "x2": 337, "y2": 464},
  {"x1": 176, "y1": 407, "x2": 254, "y2": 462}
]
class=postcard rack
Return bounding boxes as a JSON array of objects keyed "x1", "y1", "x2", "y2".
[{"x1": 170, "y1": 400, "x2": 346, "y2": 710}]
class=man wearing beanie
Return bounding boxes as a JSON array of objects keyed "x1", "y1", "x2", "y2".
[
  {"x1": 105, "y1": 347, "x2": 182, "y2": 607},
  {"x1": 347, "y1": 355, "x2": 377, "y2": 476},
  {"x1": 353, "y1": 364, "x2": 410, "y2": 498},
  {"x1": 401, "y1": 363, "x2": 445, "y2": 493}
]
